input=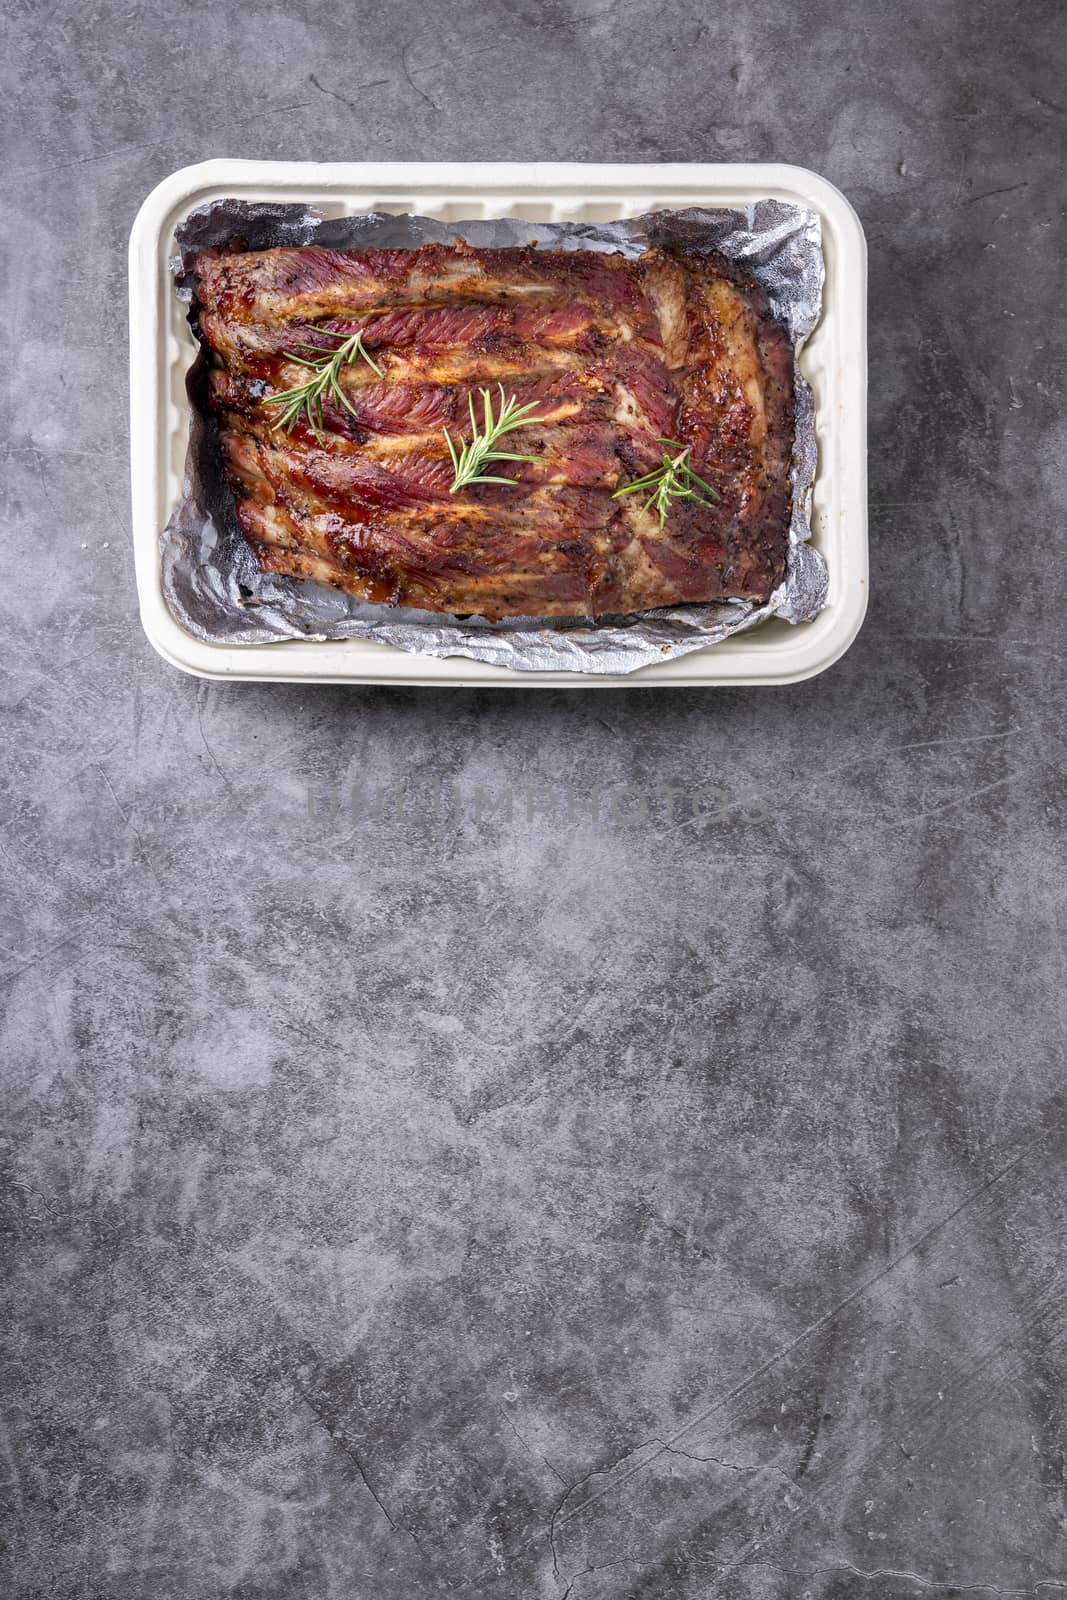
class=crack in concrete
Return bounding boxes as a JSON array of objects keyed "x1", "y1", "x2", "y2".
[
  {"x1": 294, "y1": 1385, "x2": 426, "y2": 1561},
  {"x1": 650, "y1": 1438, "x2": 798, "y2": 1488},
  {"x1": 549, "y1": 1457, "x2": 622, "y2": 1580},
  {"x1": 500, "y1": 1409, "x2": 568, "y2": 1487},
  {"x1": 723, "y1": 1557, "x2": 1067, "y2": 1597},
  {"x1": 555, "y1": 1150, "x2": 1028, "y2": 1535}
]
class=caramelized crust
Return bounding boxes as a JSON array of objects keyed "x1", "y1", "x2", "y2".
[{"x1": 190, "y1": 240, "x2": 793, "y2": 619}]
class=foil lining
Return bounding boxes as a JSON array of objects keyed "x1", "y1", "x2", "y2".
[{"x1": 164, "y1": 201, "x2": 826, "y2": 675}]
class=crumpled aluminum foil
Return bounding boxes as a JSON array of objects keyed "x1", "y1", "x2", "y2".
[{"x1": 165, "y1": 200, "x2": 826, "y2": 675}]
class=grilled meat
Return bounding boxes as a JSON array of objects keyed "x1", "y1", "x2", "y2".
[{"x1": 190, "y1": 240, "x2": 794, "y2": 619}]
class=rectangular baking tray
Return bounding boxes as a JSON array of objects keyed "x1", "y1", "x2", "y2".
[{"x1": 128, "y1": 160, "x2": 867, "y2": 687}]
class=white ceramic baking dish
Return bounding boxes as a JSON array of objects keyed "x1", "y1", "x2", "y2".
[{"x1": 128, "y1": 160, "x2": 867, "y2": 687}]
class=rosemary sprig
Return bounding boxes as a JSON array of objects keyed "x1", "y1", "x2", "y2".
[
  {"x1": 264, "y1": 327, "x2": 383, "y2": 441},
  {"x1": 444, "y1": 385, "x2": 543, "y2": 494},
  {"x1": 612, "y1": 439, "x2": 721, "y2": 529}
]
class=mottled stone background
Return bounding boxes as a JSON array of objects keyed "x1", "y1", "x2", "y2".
[{"x1": 2, "y1": 2, "x2": 1066, "y2": 1596}]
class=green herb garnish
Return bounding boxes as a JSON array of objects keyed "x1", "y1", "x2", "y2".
[
  {"x1": 444, "y1": 385, "x2": 543, "y2": 494},
  {"x1": 265, "y1": 327, "x2": 383, "y2": 441},
  {"x1": 612, "y1": 439, "x2": 721, "y2": 529}
]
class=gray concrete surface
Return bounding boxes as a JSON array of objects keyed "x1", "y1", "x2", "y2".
[{"x1": 2, "y1": 1, "x2": 1066, "y2": 1595}]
